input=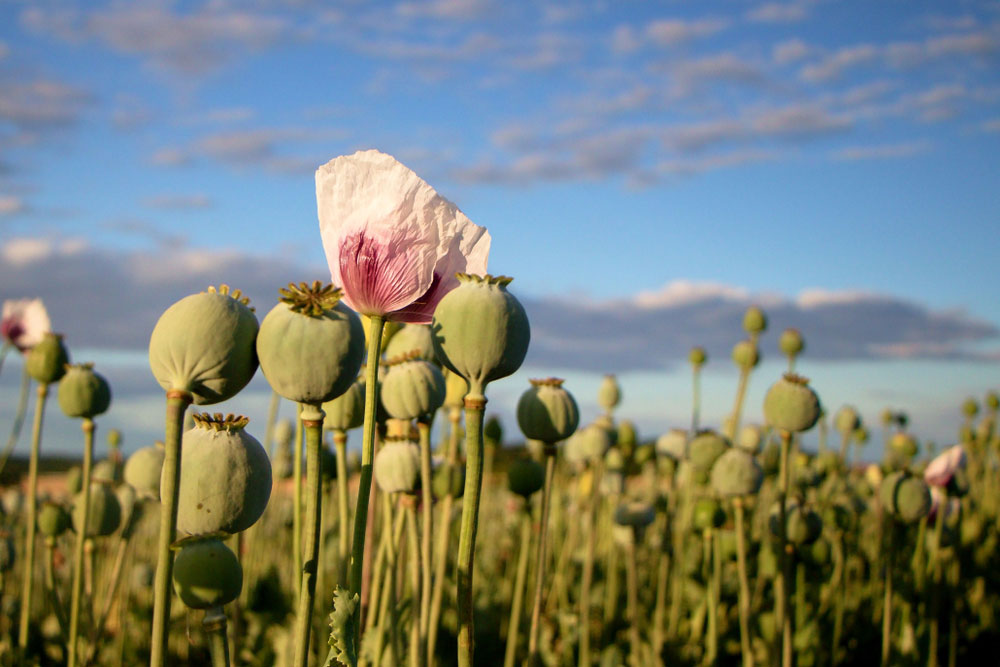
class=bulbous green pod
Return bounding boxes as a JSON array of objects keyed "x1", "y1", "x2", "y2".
[
  {"x1": 433, "y1": 461, "x2": 465, "y2": 500},
  {"x1": 779, "y1": 328, "x2": 804, "y2": 358},
  {"x1": 323, "y1": 381, "x2": 364, "y2": 432},
  {"x1": 986, "y1": 391, "x2": 999, "y2": 412},
  {"x1": 804, "y1": 537, "x2": 831, "y2": 567},
  {"x1": 517, "y1": 378, "x2": 579, "y2": 444},
  {"x1": 58, "y1": 363, "x2": 111, "y2": 419},
  {"x1": 117, "y1": 483, "x2": 138, "y2": 528},
  {"x1": 692, "y1": 497, "x2": 725, "y2": 531},
  {"x1": 710, "y1": 448, "x2": 763, "y2": 497},
  {"x1": 175, "y1": 414, "x2": 271, "y2": 535},
  {"x1": 617, "y1": 419, "x2": 638, "y2": 449},
  {"x1": 431, "y1": 274, "x2": 530, "y2": 392},
  {"x1": 613, "y1": 501, "x2": 655, "y2": 528},
  {"x1": 889, "y1": 432, "x2": 918, "y2": 458},
  {"x1": 656, "y1": 429, "x2": 687, "y2": 462},
  {"x1": 381, "y1": 353, "x2": 446, "y2": 420},
  {"x1": 763, "y1": 374, "x2": 821, "y2": 433},
  {"x1": 92, "y1": 458, "x2": 122, "y2": 484},
  {"x1": 688, "y1": 430, "x2": 730, "y2": 473},
  {"x1": 689, "y1": 346, "x2": 707, "y2": 367},
  {"x1": 769, "y1": 502, "x2": 821, "y2": 546},
  {"x1": 731, "y1": 340, "x2": 759, "y2": 369},
  {"x1": 72, "y1": 482, "x2": 122, "y2": 538},
  {"x1": 443, "y1": 369, "x2": 468, "y2": 409},
  {"x1": 894, "y1": 476, "x2": 931, "y2": 523},
  {"x1": 38, "y1": 502, "x2": 71, "y2": 538},
  {"x1": 124, "y1": 443, "x2": 165, "y2": 500},
  {"x1": 149, "y1": 286, "x2": 259, "y2": 405},
  {"x1": 565, "y1": 424, "x2": 611, "y2": 465},
  {"x1": 834, "y1": 406, "x2": 860, "y2": 435},
  {"x1": 107, "y1": 428, "x2": 122, "y2": 449},
  {"x1": 634, "y1": 443, "x2": 655, "y2": 466},
  {"x1": 962, "y1": 397, "x2": 979, "y2": 418},
  {"x1": 605, "y1": 446, "x2": 626, "y2": 474},
  {"x1": 484, "y1": 415, "x2": 503, "y2": 444},
  {"x1": 172, "y1": 535, "x2": 243, "y2": 610},
  {"x1": 25, "y1": 333, "x2": 69, "y2": 385},
  {"x1": 373, "y1": 438, "x2": 421, "y2": 494},
  {"x1": 737, "y1": 424, "x2": 763, "y2": 453},
  {"x1": 507, "y1": 457, "x2": 545, "y2": 498},
  {"x1": 66, "y1": 466, "x2": 83, "y2": 495},
  {"x1": 257, "y1": 283, "x2": 365, "y2": 406},
  {"x1": 743, "y1": 305, "x2": 767, "y2": 335},
  {"x1": 598, "y1": 374, "x2": 621, "y2": 412},
  {"x1": 384, "y1": 323, "x2": 436, "y2": 363}
]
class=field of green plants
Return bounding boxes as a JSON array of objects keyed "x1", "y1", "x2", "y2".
[{"x1": 1, "y1": 150, "x2": 997, "y2": 667}]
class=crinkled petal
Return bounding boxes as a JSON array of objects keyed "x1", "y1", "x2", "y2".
[
  {"x1": 1, "y1": 298, "x2": 50, "y2": 351},
  {"x1": 924, "y1": 444, "x2": 965, "y2": 487}
]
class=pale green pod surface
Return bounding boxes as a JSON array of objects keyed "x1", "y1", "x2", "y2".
[
  {"x1": 373, "y1": 439, "x2": 420, "y2": 494},
  {"x1": 986, "y1": 391, "x2": 999, "y2": 412},
  {"x1": 256, "y1": 287, "x2": 365, "y2": 405},
  {"x1": 443, "y1": 368, "x2": 468, "y2": 409},
  {"x1": 763, "y1": 374, "x2": 821, "y2": 433},
  {"x1": 72, "y1": 482, "x2": 122, "y2": 538},
  {"x1": 25, "y1": 332, "x2": 70, "y2": 385},
  {"x1": 613, "y1": 501, "x2": 655, "y2": 528},
  {"x1": 116, "y1": 483, "x2": 138, "y2": 529},
  {"x1": 384, "y1": 323, "x2": 436, "y2": 363},
  {"x1": 743, "y1": 305, "x2": 768, "y2": 335},
  {"x1": 731, "y1": 340, "x2": 759, "y2": 369},
  {"x1": 834, "y1": 406, "x2": 861, "y2": 435},
  {"x1": 273, "y1": 418, "x2": 294, "y2": 448},
  {"x1": 172, "y1": 536, "x2": 243, "y2": 610},
  {"x1": 879, "y1": 471, "x2": 906, "y2": 513},
  {"x1": 1, "y1": 488, "x2": 23, "y2": 516},
  {"x1": 656, "y1": 429, "x2": 687, "y2": 462},
  {"x1": 688, "y1": 346, "x2": 707, "y2": 366},
  {"x1": 779, "y1": 328, "x2": 804, "y2": 358},
  {"x1": 605, "y1": 446, "x2": 626, "y2": 473},
  {"x1": 785, "y1": 504, "x2": 823, "y2": 546},
  {"x1": 617, "y1": 419, "x2": 638, "y2": 449},
  {"x1": 517, "y1": 378, "x2": 579, "y2": 444},
  {"x1": 65, "y1": 466, "x2": 83, "y2": 495},
  {"x1": 692, "y1": 497, "x2": 725, "y2": 531},
  {"x1": 58, "y1": 363, "x2": 111, "y2": 419},
  {"x1": 38, "y1": 502, "x2": 71, "y2": 538},
  {"x1": 737, "y1": 424, "x2": 763, "y2": 453},
  {"x1": 688, "y1": 429, "x2": 730, "y2": 473},
  {"x1": 893, "y1": 475, "x2": 931, "y2": 523},
  {"x1": 710, "y1": 448, "x2": 764, "y2": 497},
  {"x1": 381, "y1": 355, "x2": 446, "y2": 420},
  {"x1": 92, "y1": 458, "x2": 123, "y2": 484},
  {"x1": 507, "y1": 457, "x2": 545, "y2": 498},
  {"x1": 634, "y1": 443, "x2": 655, "y2": 466},
  {"x1": 174, "y1": 414, "x2": 272, "y2": 535},
  {"x1": 578, "y1": 424, "x2": 612, "y2": 461},
  {"x1": 149, "y1": 289, "x2": 259, "y2": 405},
  {"x1": 889, "y1": 432, "x2": 918, "y2": 458},
  {"x1": 431, "y1": 274, "x2": 530, "y2": 392},
  {"x1": 323, "y1": 381, "x2": 364, "y2": 431},
  {"x1": 597, "y1": 374, "x2": 621, "y2": 412},
  {"x1": 124, "y1": 443, "x2": 165, "y2": 500}
]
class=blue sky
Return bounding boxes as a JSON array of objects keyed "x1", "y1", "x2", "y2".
[{"x1": 1, "y1": 0, "x2": 998, "y2": 457}]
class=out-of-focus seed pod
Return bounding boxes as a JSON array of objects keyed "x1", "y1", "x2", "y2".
[
  {"x1": 737, "y1": 424, "x2": 763, "y2": 453},
  {"x1": 25, "y1": 332, "x2": 70, "y2": 385},
  {"x1": 431, "y1": 274, "x2": 530, "y2": 393},
  {"x1": 761, "y1": 441, "x2": 780, "y2": 476},
  {"x1": 66, "y1": 466, "x2": 83, "y2": 495},
  {"x1": 124, "y1": 443, "x2": 166, "y2": 500},
  {"x1": 373, "y1": 438, "x2": 420, "y2": 494},
  {"x1": 433, "y1": 460, "x2": 465, "y2": 500},
  {"x1": 986, "y1": 391, "x2": 999, "y2": 412},
  {"x1": 770, "y1": 502, "x2": 822, "y2": 546},
  {"x1": 517, "y1": 378, "x2": 579, "y2": 444},
  {"x1": 1, "y1": 487, "x2": 23, "y2": 516},
  {"x1": 758, "y1": 611, "x2": 777, "y2": 643},
  {"x1": 879, "y1": 471, "x2": 906, "y2": 511},
  {"x1": 443, "y1": 369, "x2": 468, "y2": 409},
  {"x1": 962, "y1": 397, "x2": 979, "y2": 419},
  {"x1": 381, "y1": 352, "x2": 446, "y2": 420},
  {"x1": 605, "y1": 446, "x2": 626, "y2": 474},
  {"x1": 172, "y1": 535, "x2": 243, "y2": 610},
  {"x1": 689, "y1": 346, "x2": 707, "y2": 367},
  {"x1": 116, "y1": 483, "x2": 138, "y2": 529},
  {"x1": 882, "y1": 473, "x2": 931, "y2": 523},
  {"x1": 731, "y1": 340, "x2": 759, "y2": 369},
  {"x1": 692, "y1": 497, "x2": 725, "y2": 531},
  {"x1": 634, "y1": 443, "x2": 655, "y2": 467},
  {"x1": 779, "y1": 328, "x2": 804, "y2": 359},
  {"x1": 834, "y1": 406, "x2": 861, "y2": 435},
  {"x1": 656, "y1": 429, "x2": 687, "y2": 462},
  {"x1": 824, "y1": 502, "x2": 854, "y2": 533},
  {"x1": 72, "y1": 482, "x2": 122, "y2": 538},
  {"x1": 743, "y1": 306, "x2": 767, "y2": 335},
  {"x1": 384, "y1": 323, "x2": 436, "y2": 363},
  {"x1": 507, "y1": 457, "x2": 545, "y2": 499},
  {"x1": 613, "y1": 501, "x2": 655, "y2": 528},
  {"x1": 889, "y1": 432, "x2": 918, "y2": 458},
  {"x1": 323, "y1": 381, "x2": 364, "y2": 432},
  {"x1": 92, "y1": 458, "x2": 123, "y2": 485},
  {"x1": 175, "y1": 414, "x2": 271, "y2": 535},
  {"x1": 58, "y1": 363, "x2": 111, "y2": 419},
  {"x1": 38, "y1": 502, "x2": 71, "y2": 538},
  {"x1": 688, "y1": 429, "x2": 729, "y2": 473},
  {"x1": 132, "y1": 562, "x2": 155, "y2": 590},
  {"x1": 484, "y1": 415, "x2": 503, "y2": 445},
  {"x1": 617, "y1": 419, "x2": 638, "y2": 454},
  {"x1": 710, "y1": 448, "x2": 763, "y2": 497},
  {"x1": 763, "y1": 374, "x2": 821, "y2": 433},
  {"x1": 598, "y1": 374, "x2": 621, "y2": 412},
  {"x1": 804, "y1": 537, "x2": 831, "y2": 567},
  {"x1": 149, "y1": 286, "x2": 259, "y2": 405}
]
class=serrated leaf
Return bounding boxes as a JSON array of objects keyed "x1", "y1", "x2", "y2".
[{"x1": 324, "y1": 587, "x2": 359, "y2": 667}]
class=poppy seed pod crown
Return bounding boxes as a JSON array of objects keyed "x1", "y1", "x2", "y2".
[
  {"x1": 688, "y1": 429, "x2": 730, "y2": 473},
  {"x1": 763, "y1": 374, "x2": 821, "y2": 433},
  {"x1": 517, "y1": 378, "x2": 580, "y2": 445},
  {"x1": 598, "y1": 374, "x2": 621, "y2": 412},
  {"x1": 384, "y1": 323, "x2": 437, "y2": 363},
  {"x1": 58, "y1": 363, "x2": 111, "y2": 420},
  {"x1": 381, "y1": 351, "x2": 446, "y2": 420}
]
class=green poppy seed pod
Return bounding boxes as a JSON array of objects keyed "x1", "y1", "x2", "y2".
[
  {"x1": 889, "y1": 432, "x2": 918, "y2": 458},
  {"x1": 273, "y1": 418, "x2": 294, "y2": 449},
  {"x1": 517, "y1": 378, "x2": 580, "y2": 444},
  {"x1": 882, "y1": 473, "x2": 931, "y2": 523},
  {"x1": 688, "y1": 430, "x2": 730, "y2": 473},
  {"x1": 761, "y1": 442, "x2": 780, "y2": 475},
  {"x1": 322, "y1": 381, "x2": 364, "y2": 432},
  {"x1": 122, "y1": 442, "x2": 164, "y2": 500},
  {"x1": 779, "y1": 328, "x2": 804, "y2": 358},
  {"x1": 613, "y1": 501, "x2": 655, "y2": 528},
  {"x1": 710, "y1": 448, "x2": 763, "y2": 497},
  {"x1": 692, "y1": 497, "x2": 725, "y2": 531},
  {"x1": 834, "y1": 406, "x2": 861, "y2": 435},
  {"x1": 432, "y1": 460, "x2": 465, "y2": 500},
  {"x1": 605, "y1": 446, "x2": 626, "y2": 474},
  {"x1": 598, "y1": 374, "x2": 621, "y2": 412},
  {"x1": 763, "y1": 374, "x2": 821, "y2": 433},
  {"x1": 985, "y1": 391, "x2": 999, "y2": 412},
  {"x1": 689, "y1": 346, "x2": 707, "y2": 367},
  {"x1": 381, "y1": 353, "x2": 446, "y2": 420},
  {"x1": 72, "y1": 482, "x2": 122, "y2": 538},
  {"x1": 132, "y1": 562, "x2": 155, "y2": 590},
  {"x1": 854, "y1": 426, "x2": 869, "y2": 444},
  {"x1": 731, "y1": 340, "x2": 759, "y2": 369},
  {"x1": 373, "y1": 438, "x2": 420, "y2": 494},
  {"x1": 975, "y1": 416, "x2": 995, "y2": 445},
  {"x1": 617, "y1": 419, "x2": 638, "y2": 449},
  {"x1": 172, "y1": 535, "x2": 243, "y2": 610},
  {"x1": 107, "y1": 428, "x2": 122, "y2": 448},
  {"x1": 962, "y1": 397, "x2": 979, "y2": 418},
  {"x1": 814, "y1": 451, "x2": 840, "y2": 476},
  {"x1": 443, "y1": 369, "x2": 468, "y2": 409},
  {"x1": 566, "y1": 424, "x2": 611, "y2": 465},
  {"x1": 175, "y1": 414, "x2": 271, "y2": 535},
  {"x1": 92, "y1": 458, "x2": 122, "y2": 484},
  {"x1": 737, "y1": 424, "x2": 763, "y2": 453},
  {"x1": 431, "y1": 274, "x2": 530, "y2": 393},
  {"x1": 484, "y1": 415, "x2": 503, "y2": 445},
  {"x1": 634, "y1": 443, "x2": 655, "y2": 467},
  {"x1": 117, "y1": 483, "x2": 138, "y2": 529},
  {"x1": 879, "y1": 471, "x2": 905, "y2": 512},
  {"x1": 770, "y1": 502, "x2": 822, "y2": 546},
  {"x1": 507, "y1": 457, "x2": 545, "y2": 499},
  {"x1": 824, "y1": 503, "x2": 854, "y2": 533},
  {"x1": 743, "y1": 305, "x2": 767, "y2": 335},
  {"x1": 384, "y1": 323, "x2": 436, "y2": 363},
  {"x1": 656, "y1": 429, "x2": 687, "y2": 462},
  {"x1": 257, "y1": 282, "x2": 365, "y2": 405},
  {"x1": 25, "y1": 332, "x2": 69, "y2": 385},
  {"x1": 804, "y1": 537, "x2": 831, "y2": 567},
  {"x1": 38, "y1": 502, "x2": 71, "y2": 538},
  {"x1": 65, "y1": 466, "x2": 83, "y2": 495},
  {"x1": 149, "y1": 286, "x2": 259, "y2": 405}
]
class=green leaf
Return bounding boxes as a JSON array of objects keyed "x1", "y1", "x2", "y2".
[{"x1": 324, "y1": 586, "x2": 359, "y2": 667}]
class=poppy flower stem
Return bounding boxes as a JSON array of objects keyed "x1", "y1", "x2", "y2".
[
  {"x1": 527, "y1": 448, "x2": 556, "y2": 663},
  {"x1": 293, "y1": 409, "x2": 324, "y2": 667},
  {"x1": 18, "y1": 382, "x2": 51, "y2": 652},
  {"x1": 504, "y1": 504, "x2": 533, "y2": 667},
  {"x1": 0, "y1": 364, "x2": 31, "y2": 480},
  {"x1": 67, "y1": 418, "x2": 95, "y2": 667},
  {"x1": 456, "y1": 390, "x2": 486, "y2": 667}
]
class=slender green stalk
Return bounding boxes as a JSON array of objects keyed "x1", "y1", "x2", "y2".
[
  {"x1": 651, "y1": 546, "x2": 669, "y2": 666},
  {"x1": 692, "y1": 364, "x2": 702, "y2": 433},
  {"x1": 0, "y1": 340, "x2": 10, "y2": 375},
  {"x1": 456, "y1": 391, "x2": 486, "y2": 667},
  {"x1": 504, "y1": 507, "x2": 533, "y2": 667},
  {"x1": 707, "y1": 529, "x2": 720, "y2": 665},
  {"x1": 18, "y1": 382, "x2": 51, "y2": 651},
  {"x1": 204, "y1": 607, "x2": 231, "y2": 667},
  {"x1": 527, "y1": 449, "x2": 556, "y2": 664},
  {"x1": 293, "y1": 408, "x2": 325, "y2": 667},
  {"x1": 334, "y1": 430, "x2": 351, "y2": 586},
  {"x1": 928, "y1": 509, "x2": 945, "y2": 667},
  {"x1": 579, "y1": 459, "x2": 604, "y2": 667},
  {"x1": 417, "y1": 419, "x2": 433, "y2": 647},
  {"x1": 43, "y1": 539, "x2": 68, "y2": 640},
  {"x1": 603, "y1": 526, "x2": 620, "y2": 634},
  {"x1": 795, "y1": 560, "x2": 807, "y2": 648},
  {"x1": 882, "y1": 522, "x2": 893, "y2": 666},
  {"x1": 263, "y1": 389, "x2": 281, "y2": 460},
  {"x1": 67, "y1": 419, "x2": 95, "y2": 667},
  {"x1": 776, "y1": 429, "x2": 793, "y2": 667},
  {"x1": 363, "y1": 506, "x2": 389, "y2": 637},
  {"x1": 625, "y1": 536, "x2": 642, "y2": 667},
  {"x1": 84, "y1": 501, "x2": 139, "y2": 667},
  {"x1": 294, "y1": 402, "x2": 304, "y2": 599},
  {"x1": 831, "y1": 533, "x2": 845, "y2": 664},
  {"x1": 404, "y1": 499, "x2": 424, "y2": 667},
  {"x1": 726, "y1": 367, "x2": 751, "y2": 439},
  {"x1": 427, "y1": 405, "x2": 462, "y2": 666},
  {"x1": 150, "y1": 390, "x2": 194, "y2": 667},
  {"x1": 734, "y1": 499, "x2": 755, "y2": 667},
  {"x1": 0, "y1": 364, "x2": 31, "y2": 479}
]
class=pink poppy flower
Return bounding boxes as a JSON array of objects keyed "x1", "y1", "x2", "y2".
[
  {"x1": 924, "y1": 444, "x2": 965, "y2": 487},
  {"x1": 928, "y1": 486, "x2": 959, "y2": 521},
  {"x1": 1, "y1": 298, "x2": 51, "y2": 352},
  {"x1": 316, "y1": 149, "x2": 490, "y2": 324}
]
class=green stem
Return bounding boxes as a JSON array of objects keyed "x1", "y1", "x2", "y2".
[
  {"x1": 625, "y1": 537, "x2": 642, "y2": 667},
  {"x1": 0, "y1": 340, "x2": 10, "y2": 375},
  {"x1": 795, "y1": 560, "x2": 806, "y2": 648},
  {"x1": 527, "y1": 449, "x2": 556, "y2": 663},
  {"x1": 263, "y1": 389, "x2": 281, "y2": 460},
  {"x1": 293, "y1": 408, "x2": 325, "y2": 667},
  {"x1": 456, "y1": 391, "x2": 486, "y2": 667},
  {"x1": 579, "y1": 459, "x2": 603, "y2": 667},
  {"x1": 727, "y1": 367, "x2": 751, "y2": 440},
  {"x1": 405, "y1": 501, "x2": 424, "y2": 667},
  {"x1": 68, "y1": 419, "x2": 95, "y2": 667},
  {"x1": 294, "y1": 402, "x2": 304, "y2": 599},
  {"x1": 417, "y1": 419, "x2": 433, "y2": 647},
  {"x1": 150, "y1": 390, "x2": 194, "y2": 667},
  {"x1": 43, "y1": 539, "x2": 68, "y2": 641},
  {"x1": 205, "y1": 608, "x2": 232, "y2": 667},
  {"x1": 0, "y1": 364, "x2": 31, "y2": 480},
  {"x1": 831, "y1": 533, "x2": 845, "y2": 665},
  {"x1": 882, "y1": 522, "x2": 893, "y2": 666},
  {"x1": 692, "y1": 365, "x2": 702, "y2": 433},
  {"x1": 427, "y1": 406, "x2": 462, "y2": 666},
  {"x1": 707, "y1": 529, "x2": 719, "y2": 665},
  {"x1": 651, "y1": 546, "x2": 669, "y2": 666},
  {"x1": 84, "y1": 501, "x2": 139, "y2": 667},
  {"x1": 334, "y1": 431, "x2": 351, "y2": 586},
  {"x1": 777, "y1": 430, "x2": 793, "y2": 667},
  {"x1": 18, "y1": 382, "x2": 50, "y2": 651},
  {"x1": 504, "y1": 507, "x2": 533, "y2": 667},
  {"x1": 734, "y1": 499, "x2": 755, "y2": 667},
  {"x1": 928, "y1": 509, "x2": 945, "y2": 667}
]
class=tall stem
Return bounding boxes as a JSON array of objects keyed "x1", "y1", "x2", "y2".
[
  {"x1": 727, "y1": 367, "x2": 751, "y2": 439},
  {"x1": 734, "y1": 499, "x2": 755, "y2": 667},
  {"x1": 707, "y1": 529, "x2": 719, "y2": 665},
  {"x1": 294, "y1": 402, "x2": 304, "y2": 599},
  {"x1": 527, "y1": 449, "x2": 556, "y2": 663},
  {"x1": 692, "y1": 365, "x2": 702, "y2": 433},
  {"x1": 0, "y1": 364, "x2": 31, "y2": 479},
  {"x1": 882, "y1": 521, "x2": 893, "y2": 666},
  {"x1": 625, "y1": 537, "x2": 642, "y2": 667},
  {"x1": 67, "y1": 419, "x2": 95, "y2": 667},
  {"x1": 263, "y1": 390, "x2": 281, "y2": 460},
  {"x1": 205, "y1": 607, "x2": 232, "y2": 667},
  {"x1": 427, "y1": 406, "x2": 462, "y2": 666},
  {"x1": 150, "y1": 390, "x2": 193, "y2": 667},
  {"x1": 417, "y1": 419, "x2": 433, "y2": 647},
  {"x1": 405, "y1": 501, "x2": 424, "y2": 667},
  {"x1": 776, "y1": 429, "x2": 793, "y2": 667},
  {"x1": 456, "y1": 391, "x2": 486, "y2": 667},
  {"x1": 334, "y1": 430, "x2": 351, "y2": 586},
  {"x1": 579, "y1": 459, "x2": 603, "y2": 667},
  {"x1": 293, "y1": 409, "x2": 324, "y2": 667},
  {"x1": 504, "y1": 508, "x2": 533, "y2": 667},
  {"x1": 18, "y1": 382, "x2": 50, "y2": 651}
]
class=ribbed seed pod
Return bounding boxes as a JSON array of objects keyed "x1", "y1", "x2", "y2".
[
  {"x1": 710, "y1": 448, "x2": 764, "y2": 497},
  {"x1": 656, "y1": 429, "x2": 688, "y2": 462},
  {"x1": 323, "y1": 381, "x2": 364, "y2": 432},
  {"x1": 384, "y1": 323, "x2": 436, "y2": 363},
  {"x1": 688, "y1": 430, "x2": 730, "y2": 474},
  {"x1": 58, "y1": 363, "x2": 111, "y2": 419},
  {"x1": 507, "y1": 457, "x2": 545, "y2": 499},
  {"x1": 172, "y1": 535, "x2": 243, "y2": 610},
  {"x1": 731, "y1": 340, "x2": 759, "y2": 369},
  {"x1": 25, "y1": 333, "x2": 70, "y2": 385},
  {"x1": 124, "y1": 443, "x2": 166, "y2": 501},
  {"x1": 72, "y1": 482, "x2": 122, "y2": 538},
  {"x1": 598, "y1": 374, "x2": 621, "y2": 412},
  {"x1": 517, "y1": 378, "x2": 579, "y2": 444},
  {"x1": 381, "y1": 352, "x2": 446, "y2": 420},
  {"x1": 763, "y1": 374, "x2": 821, "y2": 433},
  {"x1": 373, "y1": 438, "x2": 421, "y2": 494}
]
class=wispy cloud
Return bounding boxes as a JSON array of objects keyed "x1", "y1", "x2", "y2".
[
  {"x1": 746, "y1": 3, "x2": 808, "y2": 24},
  {"x1": 141, "y1": 194, "x2": 213, "y2": 210},
  {"x1": 0, "y1": 195, "x2": 27, "y2": 216},
  {"x1": 0, "y1": 79, "x2": 92, "y2": 129},
  {"x1": 832, "y1": 140, "x2": 931, "y2": 161}
]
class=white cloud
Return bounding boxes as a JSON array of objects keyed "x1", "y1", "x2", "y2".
[
  {"x1": 746, "y1": 3, "x2": 808, "y2": 24},
  {"x1": 0, "y1": 195, "x2": 26, "y2": 216},
  {"x1": 635, "y1": 280, "x2": 749, "y2": 308},
  {"x1": 0, "y1": 237, "x2": 88, "y2": 266},
  {"x1": 800, "y1": 44, "x2": 879, "y2": 82},
  {"x1": 142, "y1": 194, "x2": 214, "y2": 210},
  {"x1": 0, "y1": 79, "x2": 92, "y2": 128},
  {"x1": 646, "y1": 18, "x2": 728, "y2": 47},
  {"x1": 772, "y1": 38, "x2": 810, "y2": 64},
  {"x1": 396, "y1": 0, "x2": 495, "y2": 20},
  {"x1": 831, "y1": 141, "x2": 932, "y2": 161}
]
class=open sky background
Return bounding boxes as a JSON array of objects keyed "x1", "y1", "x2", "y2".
[{"x1": 1, "y1": 0, "x2": 999, "y2": 459}]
